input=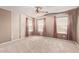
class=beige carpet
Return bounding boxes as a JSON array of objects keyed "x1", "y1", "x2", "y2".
[{"x1": 0, "y1": 36, "x2": 79, "y2": 53}]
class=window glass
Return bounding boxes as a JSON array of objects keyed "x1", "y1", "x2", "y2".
[
  {"x1": 37, "y1": 19, "x2": 44, "y2": 32},
  {"x1": 56, "y1": 16, "x2": 68, "y2": 34},
  {"x1": 28, "y1": 20, "x2": 33, "y2": 32}
]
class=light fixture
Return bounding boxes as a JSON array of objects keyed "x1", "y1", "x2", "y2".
[{"x1": 35, "y1": 6, "x2": 48, "y2": 18}]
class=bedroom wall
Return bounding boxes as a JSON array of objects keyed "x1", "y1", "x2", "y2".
[
  {"x1": 11, "y1": 12, "x2": 28, "y2": 40},
  {"x1": 0, "y1": 8, "x2": 11, "y2": 43},
  {"x1": 11, "y1": 11, "x2": 20, "y2": 40},
  {"x1": 45, "y1": 15, "x2": 54, "y2": 37},
  {"x1": 44, "y1": 13, "x2": 68, "y2": 37},
  {"x1": 21, "y1": 14, "x2": 31, "y2": 39},
  {"x1": 77, "y1": 9, "x2": 79, "y2": 43},
  {"x1": 20, "y1": 14, "x2": 27, "y2": 39},
  {"x1": 0, "y1": 7, "x2": 28, "y2": 40}
]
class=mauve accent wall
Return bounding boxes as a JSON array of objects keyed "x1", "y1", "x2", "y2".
[{"x1": 77, "y1": 9, "x2": 79, "y2": 43}]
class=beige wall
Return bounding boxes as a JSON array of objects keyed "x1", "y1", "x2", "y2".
[
  {"x1": 20, "y1": 14, "x2": 27, "y2": 39},
  {"x1": 0, "y1": 7, "x2": 27, "y2": 40},
  {"x1": 0, "y1": 8, "x2": 27, "y2": 42},
  {"x1": 11, "y1": 11, "x2": 20, "y2": 40},
  {"x1": 11, "y1": 12, "x2": 28, "y2": 40},
  {"x1": 0, "y1": 8, "x2": 11, "y2": 43},
  {"x1": 21, "y1": 14, "x2": 31, "y2": 39},
  {"x1": 45, "y1": 15, "x2": 54, "y2": 37}
]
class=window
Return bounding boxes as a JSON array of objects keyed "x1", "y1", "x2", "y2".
[
  {"x1": 37, "y1": 19, "x2": 44, "y2": 32},
  {"x1": 28, "y1": 20, "x2": 33, "y2": 32},
  {"x1": 28, "y1": 19, "x2": 44, "y2": 35},
  {"x1": 56, "y1": 16, "x2": 68, "y2": 34}
]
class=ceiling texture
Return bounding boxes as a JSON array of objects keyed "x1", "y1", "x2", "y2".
[{"x1": 0, "y1": 6, "x2": 78, "y2": 18}]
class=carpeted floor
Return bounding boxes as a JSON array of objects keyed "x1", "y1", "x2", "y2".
[{"x1": 0, "y1": 36, "x2": 79, "y2": 53}]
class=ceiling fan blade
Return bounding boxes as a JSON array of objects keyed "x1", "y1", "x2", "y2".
[
  {"x1": 35, "y1": 6, "x2": 49, "y2": 15},
  {"x1": 39, "y1": 11, "x2": 48, "y2": 13}
]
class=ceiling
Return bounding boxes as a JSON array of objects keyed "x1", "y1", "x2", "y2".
[{"x1": 0, "y1": 6, "x2": 78, "y2": 18}]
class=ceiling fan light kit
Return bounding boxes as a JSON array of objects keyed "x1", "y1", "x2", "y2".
[{"x1": 35, "y1": 6, "x2": 48, "y2": 18}]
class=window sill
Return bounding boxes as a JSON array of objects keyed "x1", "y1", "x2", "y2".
[{"x1": 57, "y1": 33, "x2": 67, "y2": 39}]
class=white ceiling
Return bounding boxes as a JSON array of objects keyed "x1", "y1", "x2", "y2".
[{"x1": 0, "y1": 6, "x2": 78, "y2": 17}]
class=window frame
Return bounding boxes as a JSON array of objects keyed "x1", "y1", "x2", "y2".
[
  {"x1": 37, "y1": 19, "x2": 44, "y2": 32},
  {"x1": 28, "y1": 20, "x2": 33, "y2": 32},
  {"x1": 56, "y1": 16, "x2": 68, "y2": 35}
]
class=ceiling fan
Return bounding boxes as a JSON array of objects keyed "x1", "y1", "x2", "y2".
[{"x1": 35, "y1": 6, "x2": 48, "y2": 14}]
